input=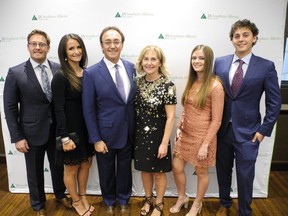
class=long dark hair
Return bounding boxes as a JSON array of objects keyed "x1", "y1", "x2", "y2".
[{"x1": 58, "y1": 33, "x2": 88, "y2": 91}]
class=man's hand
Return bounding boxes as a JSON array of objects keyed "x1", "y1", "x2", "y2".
[
  {"x1": 94, "y1": 140, "x2": 109, "y2": 154},
  {"x1": 252, "y1": 132, "x2": 264, "y2": 143},
  {"x1": 15, "y1": 139, "x2": 29, "y2": 153}
]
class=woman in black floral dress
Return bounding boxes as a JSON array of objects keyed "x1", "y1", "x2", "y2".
[{"x1": 134, "y1": 45, "x2": 177, "y2": 216}]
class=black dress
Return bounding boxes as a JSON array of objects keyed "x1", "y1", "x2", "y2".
[
  {"x1": 134, "y1": 75, "x2": 177, "y2": 172},
  {"x1": 52, "y1": 71, "x2": 94, "y2": 165}
]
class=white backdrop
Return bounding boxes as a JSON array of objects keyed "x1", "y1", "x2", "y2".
[{"x1": 0, "y1": 0, "x2": 287, "y2": 197}]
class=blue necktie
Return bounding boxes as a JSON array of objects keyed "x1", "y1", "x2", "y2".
[
  {"x1": 39, "y1": 64, "x2": 52, "y2": 102},
  {"x1": 115, "y1": 64, "x2": 126, "y2": 101},
  {"x1": 231, "y1": 59, "x2": 244, "y2": 96}
]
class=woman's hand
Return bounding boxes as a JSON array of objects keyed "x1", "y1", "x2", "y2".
[
  {"x1": 198, "y1": 144, "x2": 208, "y2": 161},
  {"x1": 63, "y1": 140, "x2": 76, "y2": 152}
]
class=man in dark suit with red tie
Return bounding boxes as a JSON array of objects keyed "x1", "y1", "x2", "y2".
[
  {"x1": 3, "y1": 29, "x2": 70, "y2": 216},
  {"x1": 214, "y1": 19, "x2": 282, "y2": 216},
  {"x1": 82, "y1": 26, "x2": 136, "y2": 216}
]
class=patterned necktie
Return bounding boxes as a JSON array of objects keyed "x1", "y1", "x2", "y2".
[
  {"x1": 39, "y1": 64, "x2": 52, "y2": 102},
  {"x1": 115, "y1": 64, "x2": 126, "y2": 101},
  {"x1": 231, "y1": 59, "x2": 244, "y2": 96}
]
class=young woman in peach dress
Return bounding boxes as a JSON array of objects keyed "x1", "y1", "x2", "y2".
[{"x1": 170, "y1": 45, "x2": 224, "y2": 216}]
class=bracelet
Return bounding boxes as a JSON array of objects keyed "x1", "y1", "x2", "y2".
[
  {"x1": 62, "y1": 139, "x2": 70, "y2": 145},
  {"x1": 61, "y1": 137, "x2": 69, "y2": 142}
]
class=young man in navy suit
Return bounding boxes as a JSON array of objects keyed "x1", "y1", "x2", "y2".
[
  {"x1": 214, "y1": 19, "x2": 281, "y2": 216},
  {"x1": 82, "y1": 26, "x2": 136, "y2": 216},
  {"x1": 3, "y1": 29, "x2": 70, "y2": 216}
]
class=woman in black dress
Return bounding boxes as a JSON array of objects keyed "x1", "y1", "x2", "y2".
[
  {"x1": 51, "y1": 34, "x2": 94, "y2": 216},
  {"x1": 134, "y1": 45, "x2": 177, "y2": 216}
]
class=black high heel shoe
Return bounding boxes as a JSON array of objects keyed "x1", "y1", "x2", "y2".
[
  {"x1": 78, "y1": 194, "x2": 95, "y2": 213},
  {"x1": 72, "y1": 199, "x2": 91, "y2": 216},
  {"x1": 140, "y1": 195, "x2": 154, "y2": 216}
]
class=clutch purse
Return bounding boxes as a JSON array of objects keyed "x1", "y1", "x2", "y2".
[{"x1": 56, "y1": 132, "x2": 80, "y2": 150}]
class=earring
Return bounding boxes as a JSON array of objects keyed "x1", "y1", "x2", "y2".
[{"x1": 65, "y1": 58, "x2": 67, "y2": 61}]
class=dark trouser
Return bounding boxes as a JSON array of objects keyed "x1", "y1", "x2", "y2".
[
  {"x1": 216, "y1": 123, "x2": 260, "y2": 216},
  {"x1": 24, "y1": 129, "x2": 66, "y2": 211},
  {"x1": 96, "y1": 142, "x2": 132, "y2": 206}
]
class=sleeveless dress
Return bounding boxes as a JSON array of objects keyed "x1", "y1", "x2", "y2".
[
  {"x1": 134, "y1": 75, "x2": 177, "y2": 172},
  {"x1": 52, "y1": 71, "x2": 95, "y2": 165},
  {"x1": 173, "y1": 79, "x2": 224, "y2": 167}
]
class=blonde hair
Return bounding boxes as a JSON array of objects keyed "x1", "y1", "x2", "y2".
[
  {"x1": 182, "y1": 45, "x2": 218, "y2": 109},
  {"x1": 135, "y1": 45, "x2": 169, "y2": 77}
]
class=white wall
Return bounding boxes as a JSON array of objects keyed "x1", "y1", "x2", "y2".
[{"x1": 0, "y1": 0, "x2": 287, "y2": 197}]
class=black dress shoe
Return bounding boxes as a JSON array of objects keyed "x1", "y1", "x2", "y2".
[
  {"x1": 56, "y1": 197, "x2": 72, "y2": 209},
  {"x1": 105, "y1": 205, "x2": 115, "y2": 216},
  {"x1": 119, "y1": 205, "x2": 130, "y2": 216}
]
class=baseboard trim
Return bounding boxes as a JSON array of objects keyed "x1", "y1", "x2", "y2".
[
  {"x1": 271, "y1": 161, "x2": 288, "y2": 171},
  {"x1": 0, "y1": 156, "x2": 6, "y2": 164}
]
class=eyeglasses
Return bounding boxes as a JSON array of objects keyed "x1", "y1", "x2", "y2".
[
  {"x1": 102, "y1": 41, "x2": 122, "y2": 47},
  {"x1": 28, "y1": 42, "x2": 48, "y2": 48}
]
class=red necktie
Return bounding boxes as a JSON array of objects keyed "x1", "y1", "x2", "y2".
[{"x1": 231, "y1": 59, "x2": 244, "y2": 96}]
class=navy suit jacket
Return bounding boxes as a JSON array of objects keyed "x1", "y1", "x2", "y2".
[
  {"x1": 214, "y1": 54, "x2": 281, "y2": 143},
  {"x1": 82, "y1": 58, "x2": 136, "y2": 149},
  {"x1": 3, "y1": 59, "x2": 60, "y2": 146}
]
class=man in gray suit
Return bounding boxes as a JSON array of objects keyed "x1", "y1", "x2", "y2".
[{"x1": 3, "y1": 29, "x2": 70, "y2": 216}]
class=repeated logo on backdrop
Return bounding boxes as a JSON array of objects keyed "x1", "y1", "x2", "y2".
[{"x1": 0, "y1": 0, "x2": 285, "y2": 196}]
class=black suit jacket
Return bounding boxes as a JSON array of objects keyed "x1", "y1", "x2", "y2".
[{"x1": 3, "y1": 59, "x2": 60, "y2": 146}]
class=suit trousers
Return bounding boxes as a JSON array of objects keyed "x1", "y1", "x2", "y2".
[
  {"x1": 24, "y1": 127, "x2": 66, "y2": 211},
  {"x1": 95, "y1": 141, "x2": 132, "y2": 206},
  {"x1": 216, "y1": 123, "x2": 260, "y2": 216}
]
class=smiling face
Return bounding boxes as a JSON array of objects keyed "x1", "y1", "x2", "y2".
[
  {"x1": 232, "y1": 27, "x2": 257, "y2": 58},
  {"x1": 66, "y1": 38, "x2": 82, "y2": 65},
  {"x1": 27, "y1": 34, "x2": 50, "y2": 64},
  {"x1": 191, "y1": 49, "x2": 205, "y2": 74},
  {"x1": 100, "y1": 29, "x2": 123, "y2": 64},
  {"x1": 141, "y1": 50, "x2": 161, "y2": 77}
]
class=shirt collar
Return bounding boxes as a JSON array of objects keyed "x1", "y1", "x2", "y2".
[
  {"x1": 233, "y1": 53, "x2": 252, "y2": 65},
  {"x1": 103, "y1": 57, "x2": 124, "y2": 70},
  {"x1": 30, "y1": 58, "x2": 49, "y2": 69}
]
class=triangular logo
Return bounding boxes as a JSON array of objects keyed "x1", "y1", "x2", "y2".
[
  {"x1": 115, "y1": 12, "x2": 121, "y2": 18},
  {"x1": 201, "y1": 14, "x2": 207, "y2": 19},
  {"x1": 44, "y1": 168, "x2": 49, "y2": 172},
  {"x1": 32, "y1": 15, "x2": 38, "y2": 20},
  {"x1": 11, "y1": 184, "x2": 16, "y2": 188},
  {"x1": 158, "y1": 34, "x2": 164, "y2": 39},
  {"x1": 8, "y1": 150, "x2": 13, "y2": 155},
  {"x1": 0, "y1": 76, "x2": 5, "y2": 81}
]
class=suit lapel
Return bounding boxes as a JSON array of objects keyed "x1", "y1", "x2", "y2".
[
  {"x1": 122, "y1": 59, "x2": 135, "y2": 102},
  {"x1": 236, "y1": 54, "x2": 257, "y2": 96},
  {"x1": 48, "y1": 60, "x2": 59, "y2": 75},
  {"x1": 25, "y1": 60, "x2": 48, "y2": 101},
  {"x1": 98, "y1": 60, "x2": 122, "y2": 98},
  {"x1": 223, "y1": 55, "x2": 234, "y2": 97}
]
